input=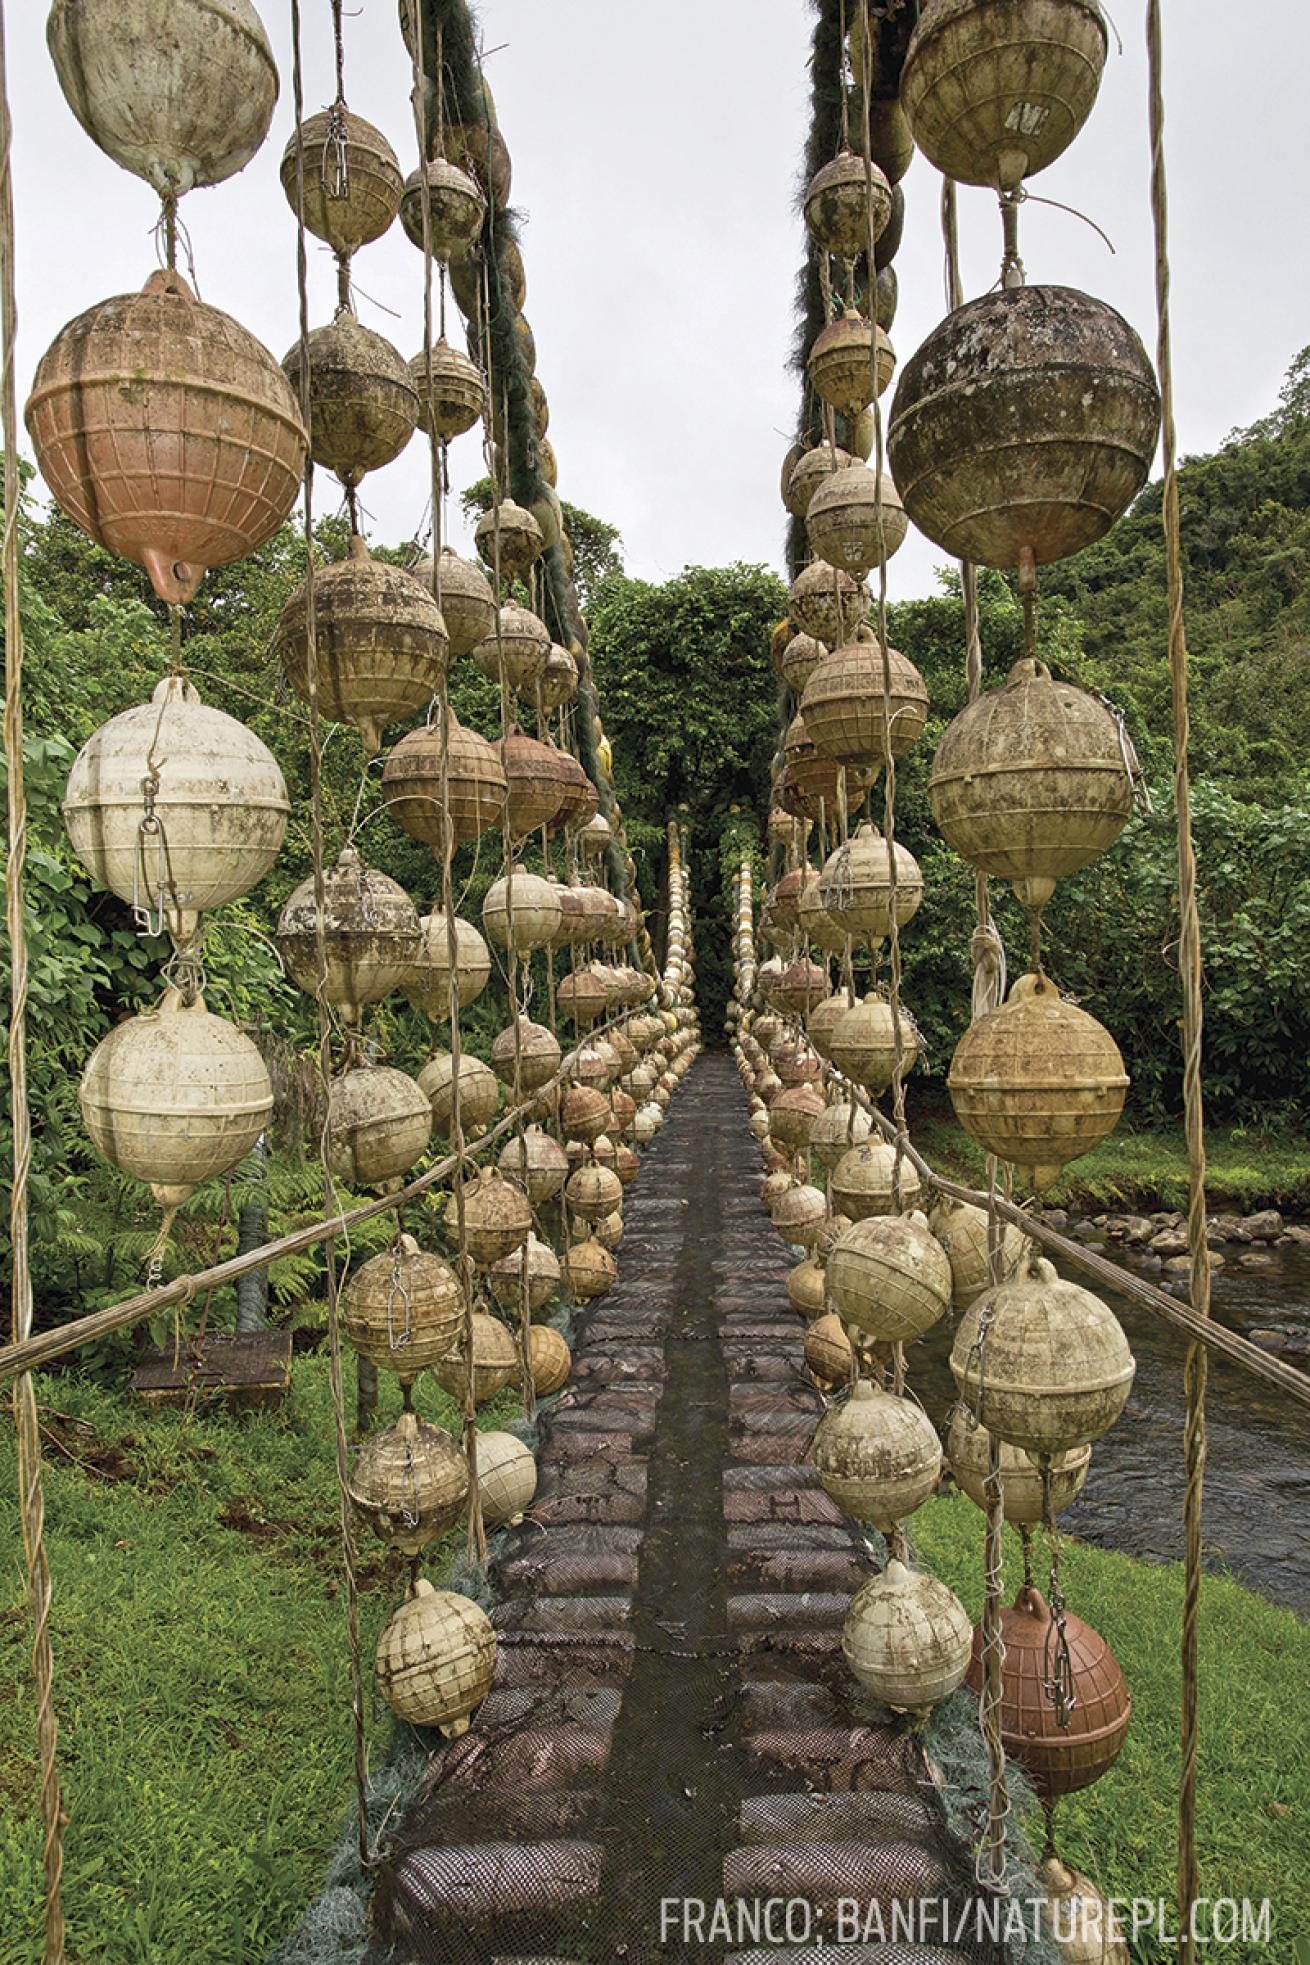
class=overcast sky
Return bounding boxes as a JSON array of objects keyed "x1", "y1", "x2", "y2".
[{"x1": 9, "y1": 3, "x2": 1309, "y2": 600}]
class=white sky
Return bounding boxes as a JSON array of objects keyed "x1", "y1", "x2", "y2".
[{"x1": 10, "y1": 3, "x2": 1310, "y2": 598}]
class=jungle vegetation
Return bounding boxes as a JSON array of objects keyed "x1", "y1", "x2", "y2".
[{"x1": 3, "y1": 347, "x2": 1310, "y2": 1334}]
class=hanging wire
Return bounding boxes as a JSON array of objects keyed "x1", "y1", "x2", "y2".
[
  {"x1": 1145, "y1": 4, "x2": 1213, "y2": 1956},
  {"x1": 289, "y1": 0, "x2": 370, "y2": 1870},
  {"x1": 0, "y1": 6, "x2": 67, "y2": 1953}
]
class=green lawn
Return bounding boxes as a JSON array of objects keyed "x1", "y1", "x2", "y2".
[
  {"x1": 918, "y1": 1490, "x2": 1310, "y2": 1963},
  {"x1": 0, "y1": 1358, "x2": 515, "y2": 1965},
  {"x1": 2, "y1": 1370, "x2": 1306, "y2": 1964},
  {"x1": 913, "y1": 1101, "x2": 1310, "y2": 1215}
]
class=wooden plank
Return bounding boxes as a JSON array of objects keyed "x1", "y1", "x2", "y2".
[{"x1": 130, "y1": 1331, "x2": 292, "y2": 1413}]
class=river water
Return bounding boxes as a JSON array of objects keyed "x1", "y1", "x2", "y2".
[{"x1": 915, "y1": 1246, "x2": 1310, "y2": 1616}]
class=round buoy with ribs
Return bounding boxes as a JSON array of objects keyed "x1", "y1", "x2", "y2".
[{"x1": 27, "y1": 269, "x2": 305, "y2": 604}]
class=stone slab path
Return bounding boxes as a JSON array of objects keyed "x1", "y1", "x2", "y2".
[{"x1": 368, "y1": 1057, "x2": 992, "y2": 1965}]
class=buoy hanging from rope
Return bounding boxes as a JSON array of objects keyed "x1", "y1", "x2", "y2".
[
  {"x1": 48, "y1": 0, "x2": 279, "y2": 197},
  {"x1": 27, "y1": 270, "x2": 306, "y2": 604}
]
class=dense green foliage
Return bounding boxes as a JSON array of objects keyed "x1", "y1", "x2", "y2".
[
  {"x1": 1, "y1": 484, "x2": 559, "y2": 1335},
  {"x1": 7, "y1": 343, "x2": 1310, "y2": 1349},
  {"x1": 915, "y1": 1097, "x2": 1310, "y2": 1215},
  {"x1": 882, "y1": 349, "x2": 1310, "y2": 1122}
]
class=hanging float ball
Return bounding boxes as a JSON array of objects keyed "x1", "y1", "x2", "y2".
[
  {"x1": 79, "y1": 988, "x2": 272, "y2": 1210},
  {"x1": 432, "y1": 1312, "x2": 520, "y2": 1407},
  {"x1": 341, "y1": 1235, "x2": 464, "y2": 1382},
  {"x1": 27, "y1": 269, "x2": 304, "y2": 605},
  {"x1": 347, "y1": 1410, "x2": 468, "y2": 1554},
  {"x1": 403, "y1": 913, "x2": 492, "y2": 1021},
  {"x1": 279, "y1": 110, "x2": 402, "y2": 252},
  {"x1": 948, "y1": 972, "x2": 1128, "y2": 1191},
  {"x1": 49, "y1": 0, "x2": 278, "y2": 196},
  {"x1": 475, "y1": 1433, "x2": 538, "y2": 1530},
  {"x1": 888, "y1": 286, "x2": 1160, "y2": 570},
  {"x1": 951, "y1": 1255, "x2": 1135, "y2": 1455},
  {"x1": 63, "y1": 676, "x2": 288, "y2": 946},
  {"x1": 375, "y1": 1579, "x2": 496, "y2": 1738},
  {"x1": 930, "y1": 658, "x2": 1136, "y2": 914},
  {"x1": 803, "y1": 149, "x2": 892, "y2": 259},
  {"x1": 274, "y1": 535, "x2": 450, "y2": 756},
  {"x1": 326, "y1": 1066, "x2": 431, "y2": 1192},
  {"x1": 965, "y1": 1585, "x2": 1131, "y2": 1801},
  {"x1": 902, "y1": 0, "x2": 1108, "y2": 191},
  {"x1": 283, "y1": 315, "x2": 417, "y2": 484},
  {"x1": 843, "y1": 1559, "x2": 973, "y2": 1715},
  {"x1": 399, "y1": 156, "x2": 485, "y2": 259},
  {"x1": 812, "y1": 1380, "x2": 943, "y2": 1529},
  {"x1": 276, "y1": 847, "x2": 420, "y2": 1023},
  {"x1": 946, "y1": 1406, "x2": 1090, "y2": 1525}
]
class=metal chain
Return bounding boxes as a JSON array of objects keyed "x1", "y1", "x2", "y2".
[
  {"x1": 385, "y1": 1235, "x2": 413, "y2": 1353},
  {"x1": 1041, "y1": 1463, "x2": 1078, "y2": 1731}
]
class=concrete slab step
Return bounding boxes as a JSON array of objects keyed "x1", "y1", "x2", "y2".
[
  {"x1": 532, "y1": 1458, "x2": 647, "y2": 1519},
  {"x1": 538, "y1": 1427, "x2": 652, "y2": 1464},
  {"x1": 493, "y1": 1525, "x2": 644, "y2": 1596},
  {"x1": 385, "y1": 1838, "x2": 602, "y2": 1930},
  {"x1": 568, "y1": 1346, "x2": 667, "y2": 1386},
  {"x1": 436, "y1": 1724, "x2": 616, "y2": 1795},
  {"x1": 743, "y1": 1725, "x2": 921, "y2": 1794},
  {"x1": 491, "y1": 1634, "x2": 634, "y2": 1688},
  {"x1": 727, "y1": 1522, "x2": 858, "y2": 1553},
  {"x1": 738, "y1": 1790, "x2": 939, "y2": 1845},
  {"x1": 727, "y1": 1547, "x2": 868, "y2": 1593},
  {"x1": 495, "y1": 1594, "x2": 633, "y2": 1636},
  {"x1": 724, "y1": 1837, "x2": 955, "y2": 1910},
  {"x1": 552, "y1": 1387, "x2": 662, "y2": 1415},
  {"x1": 727, "y1": 1592, "x2": 851, "y2": 1632},
  {"x1": 398, "y1": 1789, "x2": 597, "y2": 1848}
]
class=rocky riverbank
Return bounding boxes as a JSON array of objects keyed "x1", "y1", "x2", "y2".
[{"x1": 1041, "y1": 1205, "x2": 1310, "y2": 1358}]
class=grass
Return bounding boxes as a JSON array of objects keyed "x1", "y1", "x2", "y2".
[
  {"x1": 0, "y1": 1357, "x2": 517, "y2": 1965},
  {"x1": 3, "y1": 1371, "x2": 1308, "y2": 1964},
  {"x1": 917, "y1": 1490, "x2": 1310, "y2": 1963},
  {"x1": 912, "y1": 1099, "x2": 1310, "y2": 1215}
]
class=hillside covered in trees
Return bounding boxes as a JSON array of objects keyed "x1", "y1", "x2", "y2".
[
  {"x1": 4, "y1": 346, "x2": 1310, "y2": 1324},
  {"x1": 587, "y1": 346, "x2": 1310, "y2": 1122}
]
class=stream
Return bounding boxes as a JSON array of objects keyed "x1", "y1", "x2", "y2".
[{"x1": 915, "y1": 1246, "x2": 1310, "y2": 1616}]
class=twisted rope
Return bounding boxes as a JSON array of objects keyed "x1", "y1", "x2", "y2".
[
  {"x1": 289, "y1": 0, "x2": 370, "y2": 1866},
  {"x1": 852, "y1": 47, "x2": 913, "y2": 1221},
  {"x1": 1145, "y1": 6, "x2": 1212, "y2": 1956},
  {"x1": 941, "y1": 173, "x2": 1013, "y2": 1892},
  {"x1": 404, "y1": 5, "x2": 486, "y2": 1564},
  {"x1": 0, "y1": 6, "x2": 66, "y2": 1951}
]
